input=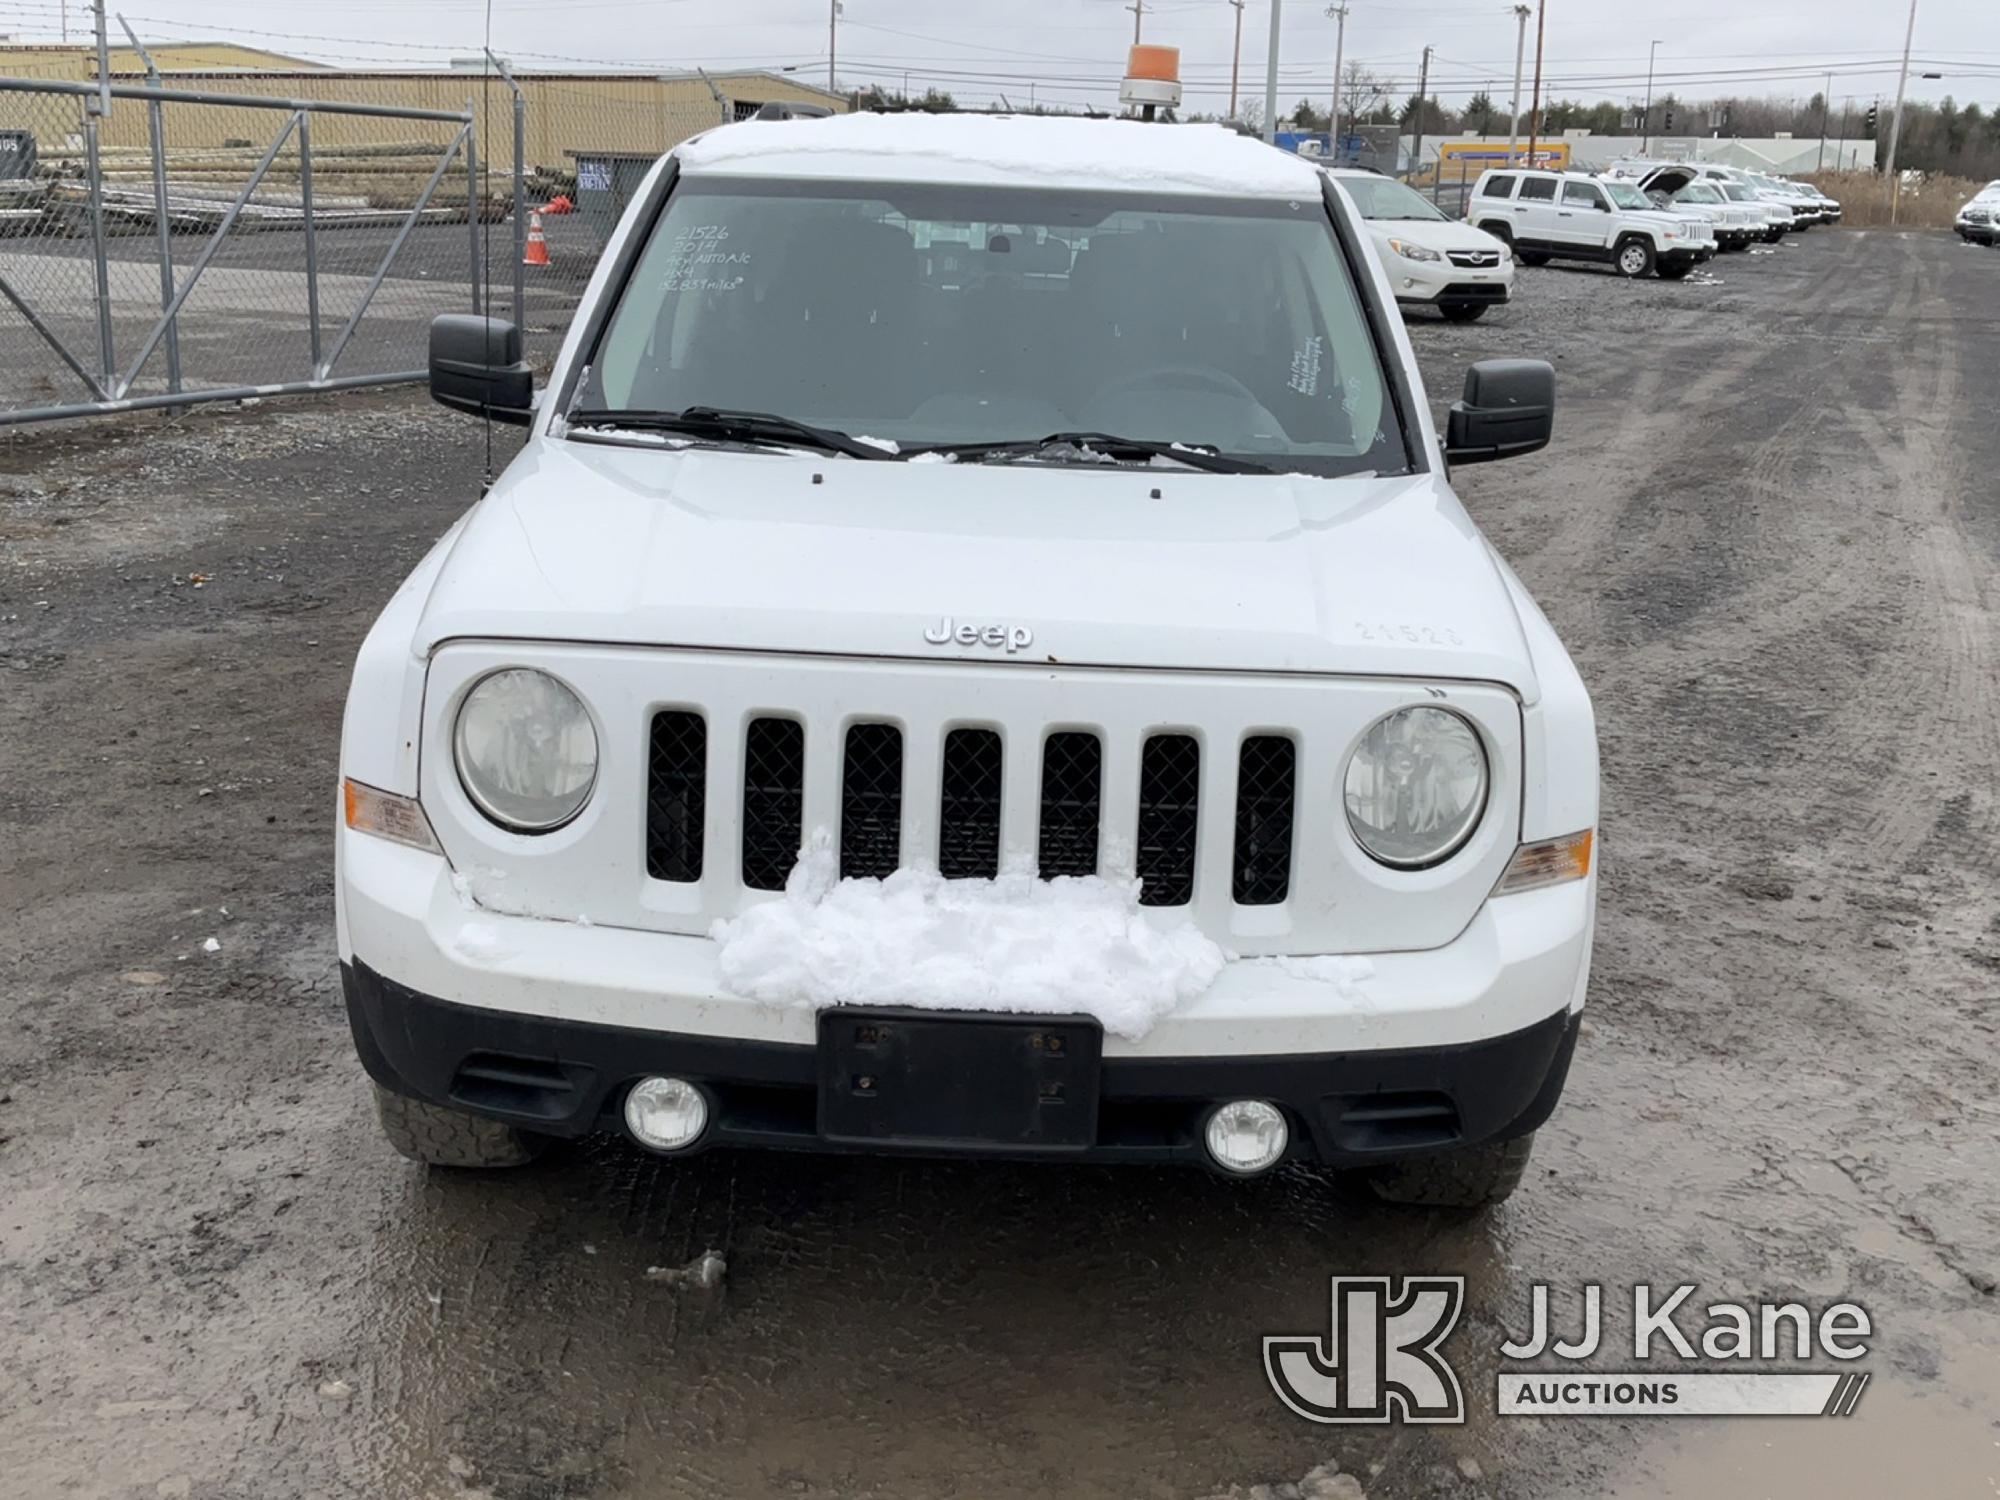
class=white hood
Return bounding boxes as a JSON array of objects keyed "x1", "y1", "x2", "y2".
[
  {"x1": 412, "y1": 439, "x2": 1541, "y2": 697},
  {"x1": 1359, "y1": 217, "x2": 1509, "y2": 254}
]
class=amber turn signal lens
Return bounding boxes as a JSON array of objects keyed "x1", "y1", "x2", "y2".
[
  {"x1": 343, "y1": 778, "x2": 442, "y2": 855},
  {"x1": 1492, "y1": 829, "x2": 1593, "y2": 896}
]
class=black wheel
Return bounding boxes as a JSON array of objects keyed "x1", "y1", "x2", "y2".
[
  {"x1": 1614, "y1": 237, "x2": 1655, "y2": 278},
  {"x1": 1439, "y1": 303, "x2": 1488, "y2": 322},
  {"x1": 372, "y1": 1082, "x2": 547, "y2": 1168},
  {"x1": 1656, "y1": 261, "x2": 1694, "y2": 280},
  {"x1": 1363, "y1": 1132, "x2": 1536, "y2": 1209},
  {"x1": 1516, "y1": 249, "x2": 1550, "y2": 267},
  {"x1": 1475, "y1": 219, "x2": 1512, "y2": 246},
  {"x1": 1764, "y1": 227, "x2": 1784, "y2": 244}
]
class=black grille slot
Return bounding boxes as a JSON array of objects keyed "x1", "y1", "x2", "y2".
[
  {"x1": 1038, "y1": 731, "x2": 1102, "y2": 878},
  {"x1": 938, "y1": 728, "x2": 1003, "y2": 879},
  {"x1": 741, "y1": 717, "x2": 805, "y2": 891},
  {"x1": 646, "y1": 710, "x2": 707, "y2": 882},
  {"x1": 1232, "y1": 735, "x2": 1295, "y2": 905},
  {"x1": 840, "y1": 723, "x2": 904, "y2": 879},
  {"x1": 1136, "y1": 734, "x2": 1200, "y2": 906}
]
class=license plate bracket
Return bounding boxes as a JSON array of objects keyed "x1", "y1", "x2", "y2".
[{"x1": 816, "y1": 1008, "x2": 1102, "y2": 1151}]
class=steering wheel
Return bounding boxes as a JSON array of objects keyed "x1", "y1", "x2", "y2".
[{"x1": 1093, "y1": 363, "x2": 1262, "y2": 404}]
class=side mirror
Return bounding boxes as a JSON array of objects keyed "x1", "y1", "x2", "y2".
[
  {"x1": 1444, "y1": 358, "x2": 1554, "y2": 466},
  {"x1": 429, "y1": 314, "x2": 533, "y2": 425}
]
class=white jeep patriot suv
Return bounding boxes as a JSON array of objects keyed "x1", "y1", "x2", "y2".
[
  {"x1": 1470, "y1": 166, "x2": 1714, "y2": 278},
  {"x1": 338, "y1": 114, "x2": 1598, "y2": 1208}
]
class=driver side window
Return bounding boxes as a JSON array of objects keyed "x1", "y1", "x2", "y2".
[{"x1": 1562, "y1": 182, "x2": 1605, "y2": 210}]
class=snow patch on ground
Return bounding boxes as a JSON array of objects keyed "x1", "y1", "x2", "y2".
[{"x1": 709, "y1": 833, "x2": 1226, "y2": 1040}]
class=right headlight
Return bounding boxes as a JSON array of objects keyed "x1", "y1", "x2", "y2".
[
  {"x1": 1343, "y1": 706, "x2": 1489, "y2": 869},
  {"x1": 453, "y1": 667, "x2": 599, "y2": 833}
]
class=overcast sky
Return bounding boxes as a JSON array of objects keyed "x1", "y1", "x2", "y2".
[{"x1": 17, "y1": 0, "x2": 1999, "y2": 114}]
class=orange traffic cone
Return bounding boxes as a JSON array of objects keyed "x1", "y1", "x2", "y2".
[{"x1": 523, "y1": 209, "x2": 551, "y2": 268}]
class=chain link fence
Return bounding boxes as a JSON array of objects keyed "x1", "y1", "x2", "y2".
[
  {"x1": 0, "y1": 62, "x2": 767, "y2": 422},
  {"x1": 486, "y1": 72, "x2": 728, "y2": 368},
  {"x1": 0, "y1": 74, "x2": 492, "y2": 424}
]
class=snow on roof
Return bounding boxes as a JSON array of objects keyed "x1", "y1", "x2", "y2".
[{"x1": 675, "y1": 111, "x2": 1326, "y2": 198}]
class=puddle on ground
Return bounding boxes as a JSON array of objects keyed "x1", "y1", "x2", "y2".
[{"x1": 1616, "y1": 1372, "x2": 2000, "y2": 1499}]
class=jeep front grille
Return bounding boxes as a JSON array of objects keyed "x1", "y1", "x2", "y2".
[
  {"x1": 1232, "y1": 735, "x2": 1297, "y2": 905},
  {"x1": 645, "y1": 710, "x2": 708, "y2": 883},
  {"x1": 643, "y1": 717, "x2": 1302, "y2": 909},
  {"x1": 839, "y1": 722, "x2": 904, "y2": 879},
  {"x1": 741, "y1": 717, "x2": 805, "y2": 891},
  {"x1": 1135, "y1": 734, "x2": 1200, "y2": 906},
  {"x1": 1037, "y1": 731, "x2": 1103, "y2": 878},
  {"x1": 938, "y1": 727, "x2": 1003, "y2": 879}
]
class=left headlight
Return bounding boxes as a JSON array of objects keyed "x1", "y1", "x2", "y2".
[
  {"x1": 453, "y1": 667, "x2": 599, "y2": 833},
  {"x1": 1386, "y1": 238, "x2": 1444, "y2": 263},
  {"x1": 1343, "y1": 706, "x2": 1489, "y2": 869}
]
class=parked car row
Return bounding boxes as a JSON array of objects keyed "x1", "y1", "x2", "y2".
[
  {"x1": 1956, "y1": 180, "x2": 2000, "y2": 245},
  {"x1": 1330, "y1": 158, "x2": 1845, "y2": 319}
]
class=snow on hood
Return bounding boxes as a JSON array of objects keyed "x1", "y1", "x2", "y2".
[
  {"x1": 675, "y1": 112, "x2": 1324, "y2": 198},
  {"x1": 709, "y1": 833, "x2": 1229, "y2": 1039},
  {"x1": 413, "y1": 438, "x2": 1541, "y2": 693}
]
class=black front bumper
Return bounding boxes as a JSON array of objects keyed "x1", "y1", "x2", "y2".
[{"x1": 342, "y1": 960, "x2": 1580, "y2": 1170}]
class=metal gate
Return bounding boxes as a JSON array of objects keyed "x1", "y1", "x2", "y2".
[{"x1": 0, "y1": 74, "x2": 481, "y2": 426}]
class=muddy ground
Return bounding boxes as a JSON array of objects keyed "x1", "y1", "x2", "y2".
[{"x1": 2, "y1": 228, "x2": 1997, "y2": 1500}]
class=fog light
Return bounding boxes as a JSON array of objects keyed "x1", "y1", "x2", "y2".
[
  {"x1": 623, "y1": 1076, "x2": 708, "y2": 1152},
  {"x1": 1204, "y1": 1099, "x2": 1289, "y2": 1175}
]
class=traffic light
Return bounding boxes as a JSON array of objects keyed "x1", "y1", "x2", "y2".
[
  {"x1": 1865, "y1": 102, "x2": 1879, "y2": 135},
  {"x1": 1663, "y1": 106, "x2": 1675, "y2": 132}
]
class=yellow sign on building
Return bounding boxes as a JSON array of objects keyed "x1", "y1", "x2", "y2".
[{"x1": 1438, "y1": 139, "x2": 1573, "y2": 169}]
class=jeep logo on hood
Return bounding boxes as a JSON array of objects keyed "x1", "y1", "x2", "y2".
[{"x1": 924, "y1": 617, "x2": 1034, "y2": 653}]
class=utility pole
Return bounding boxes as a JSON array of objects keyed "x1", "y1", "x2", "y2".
[
  {"x1": 1229, "y1": 0, "x2": 1246, "y2": 118},
  {"x1": 1326, "y1": 3, "x2": 1348, "y2": 155},
  {"x1": 1263, "y1": 0, "x2": 1282, "y2": 144},
  {"x1": 1525, "y1": 0, "x2": 1546, "y2": 166},
  {"x1": 1816, "y1": 69, "x2": 1832, "y2": 170},
  {"x1": 1837, "y1": 95, "x2": 1852, "y2": 169},
  {"x1": 1128, "y1": 0, "x2": 1145, "y2": 44},
  {"x1": 1507, "y1": 4, "x2": 1529, "y2": 162},
  {"x1": 1884, "y1": 0, "x2": 1916, "y2": 223},
  {"x1": 1412, "y1": 45, "x2": 1431, "y2": 187},
  {"x1": 1640, "y1": 39, "x2": 1660, "y2": 153},
  {"x1": 828, "y1": 0, "x2": 839, "y2": 96}
]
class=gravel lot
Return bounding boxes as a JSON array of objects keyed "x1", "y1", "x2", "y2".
[{"x1": 1, "y1": 227, "x2": 1997, "y2": 1500}]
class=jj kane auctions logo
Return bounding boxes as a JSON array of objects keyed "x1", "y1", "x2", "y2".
[{"x1": 1266, "y1": 1279, "x2": 1874, "y2": 1424}]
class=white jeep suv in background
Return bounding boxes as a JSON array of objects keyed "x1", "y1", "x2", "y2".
[
  {"x1": 337, "y1": 113, "x2": 1598, "y2": 1209},
  {"x1": 1956, "y1": 181, "x2": 2000, "y2": 244},
  {"x1": 1604, "y1": 162, "x2": 1761, "y2": 252},
  {"x1": 1327, "y1": 168, "x2": 1514, "y2": 322},
  {"x1": 1469, "y1": 166, "x2": 1713, "y2": 278}
]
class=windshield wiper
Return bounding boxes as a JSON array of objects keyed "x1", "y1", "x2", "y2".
[
  {"x1": 565, "y1": 405, "x2": 894, "y2": 461},
  {"x1": 913, "y1": 431, "x2": 1277, "y2": 475}
]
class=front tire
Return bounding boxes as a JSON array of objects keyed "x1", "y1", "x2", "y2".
[
  {"x1": 372, "y1": 1082, "x2": 547, "y2": 1168},
  {"x1": 1363, "y1": 1132, "x2": 1535, "y2": 1208},
  {"x1": 1656, "y1": 261, "x2": 1694, "y2": 280},
  {"x1": 1614, "y1": 237, "x2": 1655, "y2": 278},
  {"x1": 1516, "y1": 249, "x2": 1550, "y2": 267},
  {"x1": 1439, "y1": 303, "x2": 1488, "y2": 322}
]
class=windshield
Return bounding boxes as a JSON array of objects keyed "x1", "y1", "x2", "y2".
[
  {"x1": 1677, "y1": 184, "x2": 1722, "y2": 203},
  {"x1": 1720, "y1": 184, "x2": 1756, "y2": 202},
  {"x1": 572, "y1": 177, "x2": 1406, "y2": 478},
  {"x1": 1336, "y1": 175, "x2": 1447, "y2": 222},
  {"x1": 1603, "y1": 182, "x2": 1651, "y2": 210}
]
